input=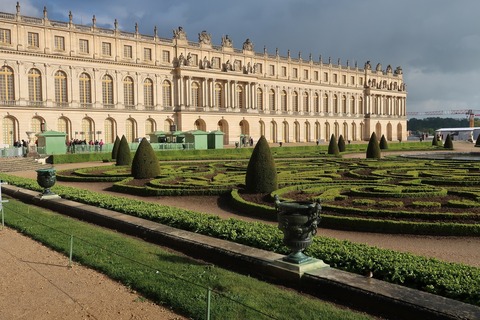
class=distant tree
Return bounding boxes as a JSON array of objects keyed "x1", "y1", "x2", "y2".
[
  {"x1": 116, "y1": 135, "x2": 132, "y2": 166},
  {"x1": 131, "y1": 138, "x2": 160, "y2": 179},
  {"x1": 379, "y1": 134, "x2": 388, "y2": 150},
  {"x1": 245, "y1": 135, "x2": 277, "y2": 193},
  {"x1": 328, "y1": 134, "x2": 340, "y2": 156},
  {"x1": 443, "y1": 134, "x2": 454, "y2": 150},
  {"x1": 111, "y1": 136, "x2": 120, "y2": 159},
  {"x1": 338, "y1": 135, "x2": 346, "y2": 152},
  {"x1": 366, "y1": 132, "x2": 381, "y2": 159},
  {"x1": 407, "y1": 117, "x2": 469, "y2": 134}
]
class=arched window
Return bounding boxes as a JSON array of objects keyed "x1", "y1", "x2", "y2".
[
  {"x1": 191, "y1": 82, "x2": 200, "y2": 107},
  {"x1": 323, "y1": 93, "x2": 329, "y2": 113},
  {"x1": 144, "y1": 78, "x2": 154, "y2": 108},
  {"x1": 0, "y1": 66, "x2": 14, "y2": 102},
  {"x1": 102, "y1": 75, "x2": 114, "y2": 107},
  {"x1": 31, "y1": 117, "x2": 43, "y2": 133},
  {"x1": 215, "y1": 83, "x2": 223, "y2": 108},
  {"x1": 82, "y1": 118, "x2": 94, "y2": 142},
  {"x1": 281, "y1": 90, "x2": 287, "y2": 112},
  {"x1": 350, "y1": 96, "x2": 355, "y2": 114},
  {"x1": 124, "y1": 76, "x2": 134, "y2": 108},
  {"x1": 292, "y1": 91, "x2": 298, "y2": 112},
  {"x1": 314, "y1": 93, "x2": 319, "y2": 113},
  {"x1": 126, "y1": 118, "x2": 136, "y2": 142},
  {"x1": 54, "y1": 70, "x2": 68, "y2": 106},
  {"x1": 162, "y1": 80, "x2": 172, "y2": 107},
  {"x1": 333, "y1": 94, "x2": 338, "y2": 113},
  {"x1": 2, "y1": 116, "x2": 16, "y2": 145},
  {"x1": 28, "y1": 68, "x2": 42, "y2": 104},
  {"x1": 104, "y1": 118, "x2": 115, "y2": 143},
  {"x1": 256, "y1": 88, "x2": 263, "y2": 110},
  {"x1": 57, "y1": 117, "x2": 70, "y2": 140},
  {"x1": 303, "y1": 91, "x2": 309, "y2": 113},
  {"x1": 342, "y1": 95, "x2": 347, "y2": 113},
  {"x1": 145, "y1": 118, "x2": 155, "y2": 135},
  {"x1": 79, "y1": 73, "x2": 92, "y2": 106},
  {"x1": 269, "y1": 89, "x2": 276, "y2": 111}
]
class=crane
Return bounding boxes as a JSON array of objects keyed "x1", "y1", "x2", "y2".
[{"x1": 407, "y1": 109, "x2": 480, "y2": 127}]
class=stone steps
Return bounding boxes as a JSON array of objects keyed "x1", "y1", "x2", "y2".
[{"x1": 0, "y1": 157, "x2": 51, "y2": 173}]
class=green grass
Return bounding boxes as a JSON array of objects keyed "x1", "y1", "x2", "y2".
[{"x1": 2, "y1": 197, "x2": 373, "y2": 320}]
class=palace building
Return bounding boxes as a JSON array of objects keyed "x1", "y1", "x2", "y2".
[{"x1": 0, "y1": 3, "x2": 407, "y2": 147}]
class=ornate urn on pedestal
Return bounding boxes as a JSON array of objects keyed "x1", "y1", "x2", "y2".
[
  {"x1": 36, "y1": 168, "x2": 59, "y2": 198},
  {"x1": 275, "y1": 195, "x2": 321, "y2": 264}
]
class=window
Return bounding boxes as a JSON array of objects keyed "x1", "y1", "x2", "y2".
[
  {"x1": 162, "y1": 50, "x2": 170, "y2": 63},
  {"x1": 281, "y1": 66, "x2": 287, "y2": 77},
  {"x1": 79, "y1": 39, "x2": 89, "y2": 53},
  {"x1": 269, "y1": 89, "x2": 276, "y2": 111},
  {"x1": 234, "y1": 60, "x2": 241, "y2": 71},
  {"x1": 333, "y1": 73, "x2": 338, "y2": 83},
  {"x1": 212, "y1": 57, "x2": 221, "y2": 69},
  {"x1": 292, "y1": 68, "x2": 298, "y2": 78},
  {"x1": 28, "y1": 32, "x2": 39, "y2": 48},
  {"x1": 79, "y1": 73, "x2": 92, "y2": 105},
  {"x1": 102, "y1": 42, "x2": 111, "y2": 56},
  {"x1": 102, "y1": 75, "x2": 114, "y2": 106},
  {"x1": 359, "y1": 77, "x2": 364, "y2": 85},
  {"x1": 191, "y1": 82, "x2": 200, "y2": 107},
  {"x1": 324, "y1": 72, "x2": 328, "y2": 82},
  {"x1": 54, "y1": 71, "x2": 68, "y2": 105},
  {"x1": 144, "y1": 78, "x2": 153, "y2": 107},
  {"x1": 304, "y1": 70, "x2": 309, "y2": 80},
  {"x1": 144, "y1": 48, "x2": 152, "y2": 61},
  {"x1": 124, "y1": 45, "x2": 132, "y2": 59},
  {"x1": 162, "y1": 80, "x2": 172, "y2": 106},
  {"x1": 236, "y1": 85, "x2": 244, "y2": 108},
  {"x1": 342, "y1": 75, "x2": 346, "y2": 84},
  {"x1": 0, "y1": 28, "x2": 11, "y2": 44},
  {"x1": 28, "y1": 69, "x2": 42, "y2": 103},
  {"x1": 123, "y1": 76, "x2": 134, "y2": 107},
  {"x1": 281, "y1": 90, "x2": 287, "y2": 112},
  {"x1": 314, "y1": 71, "x2": 319, "y2": 81},
  {"x1": 255, "y1": 63, "x2": 262, "y2": 74},
  {"x1": 303, "y1": 92, "x2": 309, "y2": 112},
  {"x1": 292, "y1": 91, "x2": 298, "y2": 112},
  {"x1": 191, "y1": 54, "x2": 198, "y2": 66},
  {"x1": 351, "y1": 76, "x2": 355, "y2": 85},
  {"x1": 215, "y1": 83, "x2": 223, "y2": 107},
  {"x1": 314, "y1": 93, "x2": 319, "y2": 113},
  {"x1": 54, "y1": 36, "x2": 65, "y2": 51},
  {"x1": 257, "y1": 88, "x2": 263, "y2": 110},
  {"x1": 269, "y1": 65, "x2": 275, "y2": 76},
  {"x1": 0, "y1": 66, "x2": 14, "y2": 101},
  {"x1": 323, "y1": 93, "x2": 329, "y2": 113}
]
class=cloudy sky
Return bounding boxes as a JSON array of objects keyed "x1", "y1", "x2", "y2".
[{"x1": 3, "y1": 0, "x2": 479, "y2": 119}]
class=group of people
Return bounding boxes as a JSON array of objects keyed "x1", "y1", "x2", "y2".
[
  {"x1": 13, "y1": 140, "x2": 28, "y2": 148},
  {"x1": 67, "y1": 138, "x2": 104, "y2": 153}
]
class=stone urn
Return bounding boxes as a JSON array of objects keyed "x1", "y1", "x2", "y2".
[
  {"x1": 36, "y1": 168, "x2": 57, "y2": 196},
  {"x1": 275, "y1": 195, "x2": 321, "y2": 264}
]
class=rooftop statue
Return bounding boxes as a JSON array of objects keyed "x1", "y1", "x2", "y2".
[
  {"x1": 198, "y1": 30, "x2": 211, "y2": 45},
  {"x1": 243, "y1": 38, "x2": 253, "y2": 51},
  {"x1": 173, "y1": 26, "x2": 187, "y2": 40},
  {"x1": 222, "y1": 35, "x2": 233, "y2": 48}
]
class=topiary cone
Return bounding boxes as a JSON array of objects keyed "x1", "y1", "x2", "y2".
[
  {"x1": 131, "y1": 138, "x2": 160, "y2": 179},
  {"x1": 245, "y1": 135, "x2": 277, "y2": 193}
]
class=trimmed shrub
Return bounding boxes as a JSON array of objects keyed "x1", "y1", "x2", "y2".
[
  {"x1": 328, "y1": 134, "x2": 340, "y2": 156},
  {"x1": 111, "y1": 136, "x2": 120, "y2": 159},
  {"x1": 444, "y1": 134, "x2": 453, "y2": 149},
  {"x1": 245, "y1": 135, "x2": 278, "y2": 193},
  {"x1": 432, "y1": 134, "x2": 438, "y2": 146},
  {"x1": 475, "y1": 134, "x2": 480, "y2": 147},
  {"x1": 366, "y1": 132, "x2": 381, "y2": 159},
  {"x1": 131, "y1": 138, "x2": 160, "y2": 179},
  {"x1": 338, "y1": 135, "x2": 346, "y2": 152},
  {"x1": 379, "y1": 134, "x2": 388, "y2": 150},
  {"x1": 116, "y1": 135, "x2": 132, "y2": 166}
]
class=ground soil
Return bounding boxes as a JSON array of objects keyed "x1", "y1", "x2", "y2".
[{"x1": 3, "y1": 141, "x2": 480, "y2": 319}]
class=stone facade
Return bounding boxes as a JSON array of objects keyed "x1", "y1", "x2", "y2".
[{"x1": 0, "y1": 4, "x2": 407, "y2": 146}]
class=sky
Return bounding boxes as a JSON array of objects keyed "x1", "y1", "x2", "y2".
[{"x1": 2, "y1": 0, "x2": 480, "y2": 119}]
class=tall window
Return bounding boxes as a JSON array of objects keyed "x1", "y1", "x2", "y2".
[
  {"x1": 333, "y1": 94, "x2": 338, "y2": 113},
  {"x1": 191, "y1": 82, "x2": 200, "y2": 107},
  {"x1": 126, "y1": 118, "x2": 135, "y2": 142},
  {"x1": 79, "y1": 39, "x2": 89, "y2": 53},
  {"x1": 342, "y1": 95, "x2": 347, "y2": 113},
  {"x1": 323, "y1": 93, "x2": 329, "y2": 113},
  {"x1": 57, "y1": 117, "x2": 69, "y2": 138},
  {"x1": 0, "y1": 28, "x2": 11, "y2": 44},
  {"x1": 350, "y1": 96, "x2": 355, "y2": 114},
  {"x1": 281, "y1": 66, "x2": 287, "y2": 77},
  {"x1": 124, "y1": 45, "x2": 132, "y2": 59},
  {"x1": 144, "y1": 48, "x2": 152, "y2": 61},
  {"x1": 0, "y1": 66, "x2": 14, "y2": 102},
  {"x1": 145, "y1": 118, "x2": 155, "y2": 135},
  {"x1": 82, "y1": 118, "x2": 93, "y2": 142},
  {"x1": 269, "y1": 89, "x2": 276, "y2": 111},
  {"x1": 2, "y1": 117, "x2": 15, "y2": 145},
  {"x1": 143, "y1": 78, "x2": 153, "y2": 107},
  {"x1": 304, "y1": 70, "x2": 309, "y2": 80},
  {"x1": 123, "y1": 76, "x2": 134, "y2": 107},
  {"x1": 104, "y1": 118, "x2": 115, "y2": 143},
  {"x1": 314, "y1": 93, "x2": 319, "y2": 113},
  {"x1": 162, "y1": 50, "x2": 170, "y2": 63},
  {"x1": 102, "y1": 75, "x2": 114, "y2": 106},
  {"x1": 54, "y1": 71, "x2": 68, "y2": 105},
  {"x1": 31, "y1": 117, "x2": 42, "y2": 133},
  {"x1": 54, "y1": 36, "x2": 65, "y2": 51},
  {"x1": 162, "y1": 80, "x2": 172, "y2": 106},
  {"x1": 28, "y1": 32, "x2": 39, "y2": 48},
  {"x1": 292, "y1": 91, "x2": 298, "y2": 112},
  {"x1": 303, "y1": 92, "x2": 309, "y2": 112},
  {"x1": 269, "y1": 65, "x2": 275, "y2": 76},
  {"x1": 236, "y1": 85, "x2": 243, "y2": 108},
  {"x1": 212, "y1": 57, "x2": 220, "y2": 69},
  {"x1": 102, "y1": 42, "x2": 111, "y2": 56},
  {"x1": 256, "y1": 88, "x2": 263, "y2": 110},
  {"x1": 281, "y1": 90, "x2": 287, "y2": 112},
  {"x1": 28, "y1": 69, "x2": 42, "y2": 103},
  {"x1": 314, "y1": 71, "x2": 319, "y2": 81},
  {"x1": 214, "y1": 83, "x2": 223, "y2": 107},
  {"x1": 292, "y1": 68, "x2": 298, "y2": 78},
  {"x1": 79, "y1": 73, "x2": 91, "y2": 106}
]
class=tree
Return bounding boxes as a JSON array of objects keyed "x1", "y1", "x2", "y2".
[
  {"x1": 328, "y1": 134, "x2": 340, "y2": 156},
  {"x1": 379, "y1": 134, "x2": 388, "y2": 150},
  {"x1": 337, "y1": 135, "x2": 346, "y2": 152},
  {"x1": 245, "y1": 135, "x2": 277, "y2": 193},
  {"x1": 432, "y1": 134, "x2": 439, "y2": 146},
  {"x1": 366, "y1": 132, "x2": 381, "y2": 159},
  {"x1": 116, "y1": 135, "x2": 132, "y2": 166},
  {"x1": 476, "y1": 134, "x2": 480, "y2": 147},
  {"x1": 443, "y1": 134, "x2": 454, "y2": 149},
  {"x1": 131, "y1": 138, "x2": 160, "y2": 179},
  {"x1": 111, "y1": 136, "x2": 120, "y2": 159}
]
